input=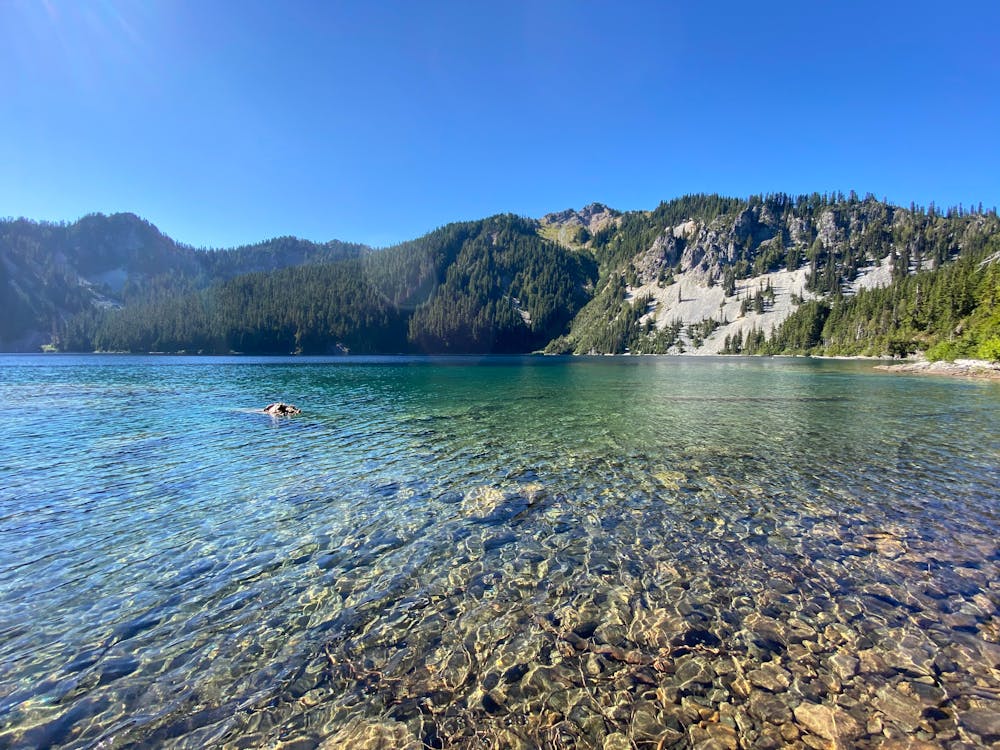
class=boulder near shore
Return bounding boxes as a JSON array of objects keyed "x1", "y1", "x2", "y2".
[{"x1": 263, "y1": 402, "x2": 301, "y2": 416}]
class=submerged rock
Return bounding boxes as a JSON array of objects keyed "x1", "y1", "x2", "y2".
[
  {"x1": 747, "y1": 689, "x2": 793, "y2": 723},
  {"x1": 319, "y1": 718, "x2": 421, "y2": 749},
  {"x1": 602, "y1": 732, "x2": 631, "y2": 750},
  {"x1": 263, "y1": 402, "x2": 301, "y2": 416},
  {"x1": 688, "y1": 721, "x2": 738, "y2": 750},
  {"x1": 747, "y1": 662, "x2": 792, "y2": 692},
  {"x1": 827, "y1": 651, "x2": 860, "y2": 681},
  {"x1": 792, "y1": 701, "x2": 863, "y2": 743},
  {"x1": 461, "y1": 485, "x2": 507, "y2": 518},
  {"x1": 961, "y1": 707, "x2": 1000, "y2": 742},
  {"x1": 875, "y1": 684, "x2": 926, "y2": 732}
]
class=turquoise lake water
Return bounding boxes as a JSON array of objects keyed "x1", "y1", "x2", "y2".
[{"x1": 0, "y1": 355, "x2": 999, "y2": 748}]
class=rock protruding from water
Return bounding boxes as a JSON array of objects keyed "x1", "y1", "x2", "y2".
[{"x1": 263, "y1": 402, "x2": 301, "y2": 416}]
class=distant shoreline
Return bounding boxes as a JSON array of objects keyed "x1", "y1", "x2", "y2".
[
  {"x1": 5, "y1": 351, "x2": 997, "y2": 379},
  {"x1": 874, "y1": 358, "x2": 1000, "y2": 380}
]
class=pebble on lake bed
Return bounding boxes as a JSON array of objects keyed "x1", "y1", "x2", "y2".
[{"x1": 263, "y1": 402, "x2": 300, "y2": 416}]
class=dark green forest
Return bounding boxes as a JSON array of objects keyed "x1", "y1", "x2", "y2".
[
  {"x1": 755, "y1": 242, "x2": 1000, "y2": 360},
  {"x1": 56, "y1": 215, "x2": 595, "y2": 354},
  {"x1": 60, "y1": 262, "x2": 408, "y2": 354}
]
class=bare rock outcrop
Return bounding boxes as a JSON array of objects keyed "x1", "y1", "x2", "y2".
[{"x1": 874, "y1": 359, "x2": 1000, "y2": 380}]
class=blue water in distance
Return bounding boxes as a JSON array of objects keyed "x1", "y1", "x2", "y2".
[{"x1": 0, "y1": 355, "x2": 998, "y2": 748}]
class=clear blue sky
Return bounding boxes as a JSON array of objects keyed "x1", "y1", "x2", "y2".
[{"x1": 2, "y1": 1, "x2": 998, "y2": 249}]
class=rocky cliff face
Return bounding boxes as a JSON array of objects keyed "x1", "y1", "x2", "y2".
[
  {"x1": 538, "y1": 203, "x2": 621, "y2": 248},
  {"x1": 541, "y1": 203, "x2": 620, "y2": 235},
  {"x1": 633, "y1": 200, "x2": 891, "y2": 286},
  {"x1": 549, "y1": 194, "x2": 997, "y2": 354}
]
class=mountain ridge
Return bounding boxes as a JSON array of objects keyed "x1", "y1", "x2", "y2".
[{"x1": 2, "y1": 194, "x2": 998, "y2": 359}]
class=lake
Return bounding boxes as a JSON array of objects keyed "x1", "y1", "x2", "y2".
[{"x1": 1, "y1": 355, "x2": 998, "y2": 748}]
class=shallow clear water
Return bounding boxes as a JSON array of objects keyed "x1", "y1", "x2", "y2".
[{"x1": 0, "y1": 355, "x2": 998, "y2": 749}]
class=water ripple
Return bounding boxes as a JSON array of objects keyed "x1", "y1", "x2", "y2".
[{"x1": 0, "y1": 355, "x2": 998, "y2": 748}]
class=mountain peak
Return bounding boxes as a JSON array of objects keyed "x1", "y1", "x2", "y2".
[{"x1": 540, "y1": 203, "x2": 620, "y2": 238}]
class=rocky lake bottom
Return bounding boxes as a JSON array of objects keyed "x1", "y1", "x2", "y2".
[{"x1": 0, "y1": 355, "x2": 998, "y2": 749}]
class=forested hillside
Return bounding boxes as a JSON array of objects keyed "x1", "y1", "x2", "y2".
[
  {"x1": 405, "y1": 216, "x2": 595, "y2": 352},
  {"x1": 60, "y1": 261, "x2": 408, "y2": 354},
  {"x1": 2, "y1": 194, "x2": 998, "y2": 357},
  {"x1": 0, "y1": 213, "x2": 365, "y2": 350},
  {"x1": 756, "y1": 245, "x2": 1000, "y2": 360},
  {"x1": 55, "y1": 215, "x2": 595, "y2": 354}
]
